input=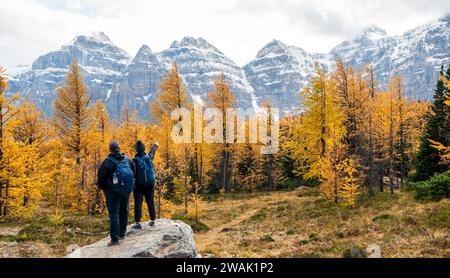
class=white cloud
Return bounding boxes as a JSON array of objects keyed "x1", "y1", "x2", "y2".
[{"x1": 0, "y1": 0, "x2": 449, "y2": 70}]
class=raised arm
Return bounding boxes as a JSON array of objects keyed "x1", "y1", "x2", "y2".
[{"x1": 148, "y1": 143, "x2": 159, "y2": 161}]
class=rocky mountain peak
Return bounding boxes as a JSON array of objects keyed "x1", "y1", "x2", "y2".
[
  {"x1": 169, "y1": 36, "x2": 220, "y2": 53},
  {"x1": 8, "y1": 14, "x2": 449, "y2": 120},
  {"x1": 66, "y1": 31, "x2": 113, "y2": 48},
  {"x1": 362, "y1": 24, "x2": 387, "y2": 37},
  {"x1": 256, "y1": 39, "x2": 288, "y2": 57},
  {"x1": 132, "y1": 44, "x2": 156, "y2": 63},
  {"x1": 439, "y1": 13, "x2": 450, "y2": 24}
]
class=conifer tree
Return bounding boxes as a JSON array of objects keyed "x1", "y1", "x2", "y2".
[
  {"x1": 150, "y1": 62, "x2": 190, "y2": 196},
  {"x1": 0, "y1": 66, "x2": 20, "y2": 218},
  {"x1": 413, "y1": 65, "x2": 449, "y2": 181},
  {"x1": 289, "y1": 65, "x2": 347, "y2": 202},
  {"x1": 339, "y1": 158, "x2": 360, "y2": 208},
  {"x1": 12, "y1": 101, "x2": 48, "y2": 145},
  {"x1": 364, "y1": 65, "x2": 377, "y2": 195},
  {"x1": 390, "y1": 77, "x2": 408, "y2": 187},
  {"x1": 117, "y1": 106, "x2": 141, "y2": 156},
  {"x1": 53, "y1": 60, "x2": 91, "y2": 209},
  {"x1": 259, "y1": 100, "x2": 281, "y2": 191},
  {"x1": 289, "y1": 65, "x2": 345, "y2": 179},
  {"x1": 430, "y1": 66, "x2": 450, "y2": 162},
  {"x1": 8, "y1": 100, "x2": 50, "y2": 215},
  {"x1": 208, "y1": 72, "x2": 236, "y2": 193},
  {"x1": 53, "y1": 60, "x2": 91, "y2": 164},
  {"x1": 86, "y1": 100, "x2": 111, "y2": 213}
]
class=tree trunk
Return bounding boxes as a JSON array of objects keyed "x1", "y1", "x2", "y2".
[{"x1": 184, "y1": 146, "x2": 189, "y2": 214}]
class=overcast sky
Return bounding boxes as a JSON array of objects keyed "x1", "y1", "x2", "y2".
[{"x1": 1, "y1": 0, "x2": 449, "y2": 70}]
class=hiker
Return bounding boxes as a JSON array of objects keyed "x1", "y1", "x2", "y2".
[
  {"x1": 132, "y1": 140, "x2": 158, "y2": 229},
  {"x1": 98, "y1": 141, "x2": 136, "y2": 246}
]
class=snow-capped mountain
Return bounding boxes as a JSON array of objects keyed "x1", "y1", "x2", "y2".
[
  {"x1": 9, "y1": 34, "x2": 257, "y2": 120},
  {"x1": 245, "y1": 14, "x2": 450, "y2": 112},
  {"x1": 160, "y1": 37, "x2": 257, "y2": 110},
  {"x1": 329, "y1": 15, "x2": 450, "y2": 100},
  {"x1": 7, "y1": 14, "x2": 450, "y2": 119},
  {"x1": 105, "y1": 44, "x2": 165, "y2": 120},
  {"x1": 244, "y1": 40, "x2": 330, "y2": 113},
  {"x1": 9, "y1": 31, "x2": 131, "y2": 115}
]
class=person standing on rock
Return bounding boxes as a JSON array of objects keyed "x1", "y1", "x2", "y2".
[
  {"x1": 98, "y1": 141, "x2": 136, "y2": 246},
  {"x1": 132, "y1": 140, "x2": 158, "y2": 229}
]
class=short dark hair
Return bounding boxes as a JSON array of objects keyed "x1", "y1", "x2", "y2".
[{"x1": 109, "y1": 141, "x2": 120, "y2": 153}]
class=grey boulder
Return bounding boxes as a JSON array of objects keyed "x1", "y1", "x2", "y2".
[{"x1": 66, "y1": 219, "x2": 198, "y2": 258}]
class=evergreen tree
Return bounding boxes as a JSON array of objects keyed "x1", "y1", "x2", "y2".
[{"x1": 413, "y1": 65, "x2": 449, "y2": 181}]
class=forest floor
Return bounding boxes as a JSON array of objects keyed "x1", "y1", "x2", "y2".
[
  {"x1": 0, "y1": 187, "x2": 449, "y2": 258},
  {"x1": 195, "y1": 187, "x2": 450, "y2": 258}
]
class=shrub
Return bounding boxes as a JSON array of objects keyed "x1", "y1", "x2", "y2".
[
  {"x1": 298, "y1": 239, "x2": 309, "y2": 246},
  {"x1": 309, "y1": 233, "x2": 319, "y2": 242},
  {"x1": 409, "y1": 174, "x2": 450, "y2": 201},
  {"x1": 260, "y1": 234, "x2": 275, "y2": 242},
  {"x1": 373, "y1": 214, "x2": 395, "y2": 222},
  {"x1": 172, "y1": 213, "x2": 210, "y2": 233},
  {"x1": 427, "y1": 206, "x2": 450, "y2": 229},
  {"x1": 343, "y1": 245, "x2": 367, "y2": 258},
  {"x1": 48, "y1": 211, "x2": 65, "y2": 226},
  {"x1": 286, "y1": 229, "x2": 296, "y2": 235}
]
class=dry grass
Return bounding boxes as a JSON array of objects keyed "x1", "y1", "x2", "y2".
[
  {"x1": 0, "y1": 187, "x2": 449, "y2": 258},
  {"x1": 195, "y1": 188, "x2": 450, "y2": 258},
  {"x1": 0, "y1": 213, "x2": 109, "y2": 257}
]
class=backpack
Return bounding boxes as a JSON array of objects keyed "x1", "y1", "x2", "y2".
[
  {"x1": 134, "y1": 155, "x2": 155, "y2": 188},
  {"x1": 108, "y1": 157, "x2": 135, "y2": 196}
]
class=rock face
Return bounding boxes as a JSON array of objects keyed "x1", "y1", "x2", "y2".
[
  {"x1": 66, "y1": 219, "x2": 198, "y2": 258},
  {"x1": 9, "y1": 32, "x2": 130, "y2": 116},
  {"x1": 245, "y1": 14, "x2": 450, "y2": 112},
  {"x1": 328, "y1": 16, "x2": 450, "y2": 101},
  {"x1": 106, "y1": 44, "x2": 166, "y2": 120},
  {"x1": 7, "y1": 13, "x2": 450, "y2": 118},
  {"x1": 160, "y1": 37, "x2": 257, "y2": 110},
  {"x1": 244, "y1": 39, "x2": 330, "y2": 114}
]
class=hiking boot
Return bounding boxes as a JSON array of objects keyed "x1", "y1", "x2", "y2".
[
  {"x1": 107, "y1": 240, "x2": 120, "y2": 247},
  {"x1": 132, "y1": 222, "x2": 142, "y2": 230},
  {"x1": 149, "y1": 220, "x2": 155, "y2": 227},
  {"x1": 119, "y1": 236, "x2": 125, "y2": 241}
]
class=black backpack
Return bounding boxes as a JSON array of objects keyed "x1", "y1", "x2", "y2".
[
  {"x1": 107, "y1": 157, "x2": 135, "y2": 196},
  {"x1": 135, "y1": 155, "x2": 155, "y2": 188}
]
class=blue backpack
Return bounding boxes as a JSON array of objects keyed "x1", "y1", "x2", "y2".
[
  {"x1": 135, "y1": 155, "x2": 155, "y2": 188},
  {"x1": 108, "y1": 157, "x2": 135, "y2": 196}
]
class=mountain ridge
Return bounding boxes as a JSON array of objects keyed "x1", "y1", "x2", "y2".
[{"x1": 7, "y1": 14, "x2": 450, "y2": 119}]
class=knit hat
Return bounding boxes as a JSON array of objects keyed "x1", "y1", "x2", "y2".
[{"x1": 135, "y1": 140, "x2": 146, "y2": 155}]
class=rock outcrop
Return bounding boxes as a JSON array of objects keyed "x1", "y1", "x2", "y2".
[{"x1": 66, "y1": 219, "x2": 198, "y2": 258}]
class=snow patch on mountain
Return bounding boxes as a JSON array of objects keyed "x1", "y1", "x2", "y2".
[{"x1": 7, "y1": 14, "x2": 450, "y2": 119}]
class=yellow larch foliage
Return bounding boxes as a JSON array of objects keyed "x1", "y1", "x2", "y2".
[
  {"x1": 289, "y1": 65, "x2": 346, "y2": 180},
  {"x1": 339, "y1": 158, "x2": 360, "y2": 208}
]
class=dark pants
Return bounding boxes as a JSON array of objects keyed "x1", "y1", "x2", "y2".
[
  {"x1": 104, "y1": 190, "x2": 130, "y2": 243},
  {"x1": 133, "y1": 185, "x2": 155, "y2": 223}
]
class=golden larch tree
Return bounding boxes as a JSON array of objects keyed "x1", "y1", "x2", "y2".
[
  {"x1": 208, "y1": 72, "x2": 236, "y2": 193},
  {"x1": 53, "y1": 60, "x2": 92, "y2": 209}
]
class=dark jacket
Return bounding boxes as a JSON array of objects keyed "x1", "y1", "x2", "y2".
[{"x1": 98, "y1": 152, "x2": 136, "y2": 191}]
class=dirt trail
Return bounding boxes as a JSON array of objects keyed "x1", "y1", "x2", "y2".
[
  {"x1": 195, "y1": 208, "x2": 260, "y2": 251},
  {"x1": 194, "y1": 191, "x2": 302, "y2": 253}
]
